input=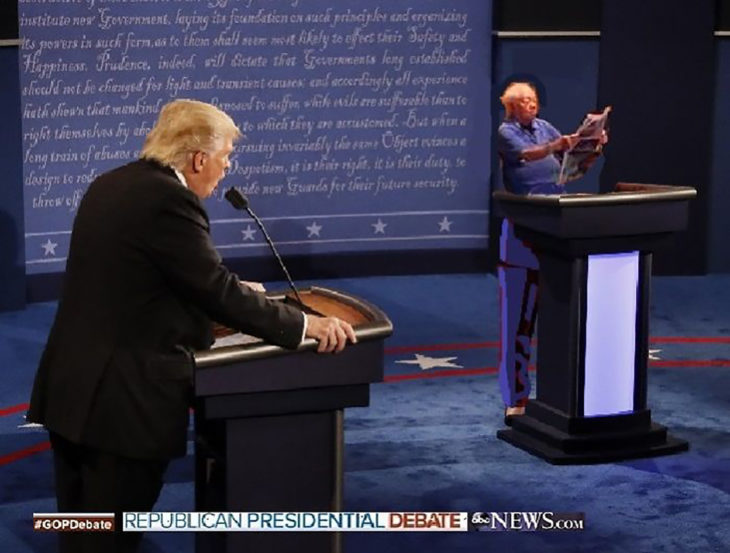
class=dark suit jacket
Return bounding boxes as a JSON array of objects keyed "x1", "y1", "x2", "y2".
[{"x1": 28, "y1": 159, "x2": 304, "y2": 459}]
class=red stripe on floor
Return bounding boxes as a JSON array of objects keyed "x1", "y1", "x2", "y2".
[
  {"x1": 385, "y1": 367, "x2": 498, "y2": 382},
  {"x1": 0, "y1": 441, "x2": 50, "y2": 467},
  {"x1": 650, "y1": 336, "x2": 730, "y2": 343},
  {"x1": 383, "y1": 359, "x2": 728, "y2": 383},
  {"x1": 385, "y1": 336, "x2": 730, "y2": 355},
  {"x1": 650, "y1": 359, "x2": 730, "y2": 367},
  {"x1": 0, "y1": 357, "x2": 726, "y2": 465},
  {"x1": 0, "y1": 403, "x2": 29, "y2": 418},
  {"x1": 385, "y1": 342, "x2": 500, "y2": 354}
]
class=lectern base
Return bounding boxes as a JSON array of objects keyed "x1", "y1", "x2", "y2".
[{"x1": 498, "y1": 417, "x2": 689, "y2": 465}]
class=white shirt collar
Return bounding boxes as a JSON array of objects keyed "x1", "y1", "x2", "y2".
[{"x1": 173, "y1": 168, "x2": 188, "y2": 189}]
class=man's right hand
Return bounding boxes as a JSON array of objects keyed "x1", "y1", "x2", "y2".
[
  {"x1": 559, "y1": 133, "x2": 581, "y2": 151},
  {"x1": 305, "y1": 315, "x2": 357, "y2": 353}
]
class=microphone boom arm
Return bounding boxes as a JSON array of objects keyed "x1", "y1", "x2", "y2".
[
  {"x1": 244, "y1": 205, "x2": 304, "y2": 308},
  {"x1": 224, "y1": 187, "x2": 304, "y2": 308}
]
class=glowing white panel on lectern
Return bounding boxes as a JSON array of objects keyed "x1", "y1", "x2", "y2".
[{"x1": 583, "y1": 251, "x2": 639, "y2": 417}]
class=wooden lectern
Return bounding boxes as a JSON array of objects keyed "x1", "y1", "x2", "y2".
[
  {"x1": 193, "y1": 286, "x2": 392, "y2": 553},
  {"x1": 493, "y1": 183, "x2": 696, "y2": 464}
]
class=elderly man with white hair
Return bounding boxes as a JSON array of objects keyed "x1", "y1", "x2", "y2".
[{"x1": 496, "y1": 82, "x2": 603, "y2": 425}]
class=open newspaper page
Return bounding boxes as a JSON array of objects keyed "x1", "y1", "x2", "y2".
[{"x1": 557, "y1": 106, "x2": 611, "y2": 185}]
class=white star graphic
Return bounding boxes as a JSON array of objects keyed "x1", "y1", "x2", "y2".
[
  {"x1": 241, "y1": 225, "x2": 257, "y2": 241},
  {"x1": 41, "y1": 239, "x2": 58, "y2": 256},
  {"x1": 649, "y1": 348, "x2": 662, "y2": 361},
  {"x1": 306, "y1": 221, "x2": 322, "y2": 237},
  {"x1": 438, "y1": 216, "x2": 453, "y2": 232},
  {"x1": 396, "y1": 354, "x2": 463, "y2": 371},
  {"x1": 372, "y1": 219, "x2": 387, "y2": 234},
  {"x1": 18, "y1": 422, "x2": 44, "y2": 429}
]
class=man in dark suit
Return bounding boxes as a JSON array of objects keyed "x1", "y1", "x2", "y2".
[{"x1": 27, "y1": 99, "x2": 356, "y2": 552}]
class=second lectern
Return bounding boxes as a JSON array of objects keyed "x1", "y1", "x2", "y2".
[
  {"x1": 193, "y1": 286, "x2": 392, "y2": 553},
  {"x1": 493, "y1": 183, "x2": 695, "y2": 464}
]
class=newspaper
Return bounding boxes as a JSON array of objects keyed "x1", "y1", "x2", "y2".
[{"x1": 557, "y1": 106, "x2": 611, "y2": 185}]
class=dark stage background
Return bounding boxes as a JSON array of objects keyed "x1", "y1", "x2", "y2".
[{"x1": 2, "y1": 1, "x2": 730, "y2": 310}]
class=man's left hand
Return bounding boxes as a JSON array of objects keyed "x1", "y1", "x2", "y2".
[{"x1": 305, "y1": 315, "x2": 357, "y2": 353}]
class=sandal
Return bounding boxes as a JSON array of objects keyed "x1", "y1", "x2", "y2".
[{"x1": 504, "y1": 405, "x2": 525, "y2": 426}]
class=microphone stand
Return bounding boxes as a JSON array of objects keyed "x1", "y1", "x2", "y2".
[{"x1": 224, "y1": 188, "x2": 305, "y2": 309}]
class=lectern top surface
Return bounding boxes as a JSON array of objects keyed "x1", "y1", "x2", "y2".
[
  {"x1": 213, "y1": 286, "x2": 380, "y2": 337},
  {"x1": 292, "y1": 290, "x2": 370, "y2": 325},
  {"x1": 201, "y1": 286, "x2": 392, "y2": 368},
  {"x1": 494, "y1": 183, "x2": 696, "y2": 207}
]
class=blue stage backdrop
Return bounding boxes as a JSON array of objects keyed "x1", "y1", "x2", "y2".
[{"x1": 19, "y1": 0, "x2": 492, "y2": 275}]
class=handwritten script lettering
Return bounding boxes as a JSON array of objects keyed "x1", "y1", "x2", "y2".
[{"x1": 20, "y1": 0, "x2": 490, "y2": 268}]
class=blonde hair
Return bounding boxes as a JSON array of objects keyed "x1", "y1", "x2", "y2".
[
  {"x1": 141, "y1": 99, "x2": 242, "y2": 170},
  {"x1": 500, "y1": 82, "x2": 537, "y2": 119}
]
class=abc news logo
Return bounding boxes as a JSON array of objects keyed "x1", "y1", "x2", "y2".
[{"x1": 469, "y1": 512, "x2": 585, "y2": 532}]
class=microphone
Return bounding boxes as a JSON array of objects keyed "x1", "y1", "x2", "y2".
[{"x1": 224, "y1": 187, "x2": 304, "y2": 308}]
